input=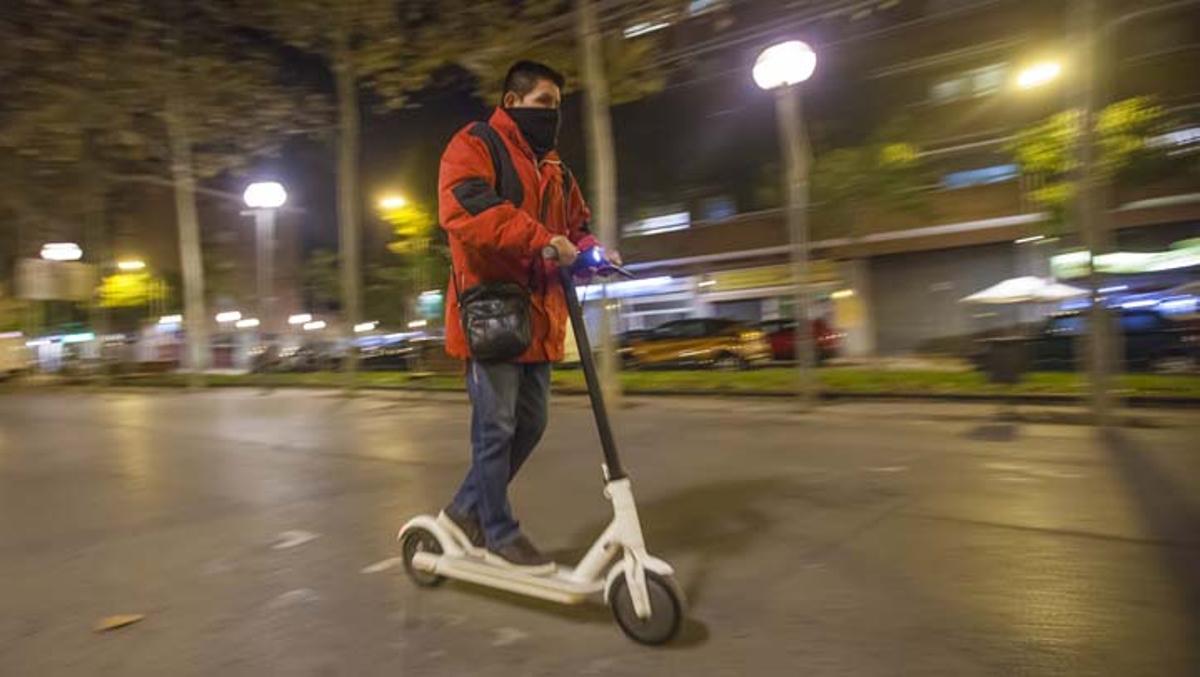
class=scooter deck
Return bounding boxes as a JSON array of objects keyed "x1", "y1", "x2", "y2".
[{"x1": 412, "y1": 552, "x2": 606, "y2": 605}]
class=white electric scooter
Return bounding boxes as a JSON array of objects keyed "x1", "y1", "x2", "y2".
[{"x1": 398, "y1": 246, "x2": 684, "y2": 645}]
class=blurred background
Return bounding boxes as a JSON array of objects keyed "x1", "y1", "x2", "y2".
[{"x1": 1, "y1": 0, "x2": 1198, "y2": 407}]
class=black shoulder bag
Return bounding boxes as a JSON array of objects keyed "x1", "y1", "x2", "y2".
[{"x1": 452, "y1": 271, "x2": 532, "y2": 363}]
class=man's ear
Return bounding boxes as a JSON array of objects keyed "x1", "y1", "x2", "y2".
[{"x1": 501, "y1": 91, "x2": 518, "y2": 108}]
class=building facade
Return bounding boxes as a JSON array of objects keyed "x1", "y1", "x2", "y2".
[{"x1": 601, "y1": 0, "x2": 1200, "y2": 356}]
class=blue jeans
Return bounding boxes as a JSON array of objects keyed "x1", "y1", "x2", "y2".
[{"x1": 450, "y1": 360, "x2": 551, "y2": 548}]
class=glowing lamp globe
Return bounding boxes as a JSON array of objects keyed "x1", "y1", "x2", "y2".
[
  {"x1": 243, "y1": 181, "x2": 287, "y2": 209},
  {"x1": 753, "y1": 40, "x2": 817, "y2": 90}
]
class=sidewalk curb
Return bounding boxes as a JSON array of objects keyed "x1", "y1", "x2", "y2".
[
  {"x1": 28, "y1": 378, "x2": 1199, "y2": 409},
  {"x1": 559, "y1": 387, "x2": 1200, "y2": 409}
]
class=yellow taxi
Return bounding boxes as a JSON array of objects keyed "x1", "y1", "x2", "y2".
[{"x1": 620, "y1": 318, "x2": 772, "y2": 370}]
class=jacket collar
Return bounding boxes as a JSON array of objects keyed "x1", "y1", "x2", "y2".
[{"x1": 489, "y1": 107, "x2": 561, "y2": 164}]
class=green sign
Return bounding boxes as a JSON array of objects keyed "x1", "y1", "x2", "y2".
[{"x1": 417, "y1": 290, "x2": 443, "y2": 319}]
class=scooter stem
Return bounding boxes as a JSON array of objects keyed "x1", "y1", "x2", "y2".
[{"x1": 557, "y1": 263, "x2": 627, "y2": 481}]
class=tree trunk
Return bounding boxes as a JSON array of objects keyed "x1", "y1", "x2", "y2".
[
  {"x1": 165, "y1": 95, "x2": 209, "y2": 386},
  {"x1": 1071, "y1": 0, "x2": 1117, "y2": 426},
  {"x1": 334, "y1": 51, "x2": 361, "y2": 389},
  {"x1": 574, "y1": 0, "x2": 621, "y2": 407}
]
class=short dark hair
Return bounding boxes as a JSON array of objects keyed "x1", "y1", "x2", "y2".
[{"x1": 502, "y1": 60, "x2": 565, "y2": 102}]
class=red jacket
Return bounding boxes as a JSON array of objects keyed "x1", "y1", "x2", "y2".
[{"x1": 439, "y1": 108, "x2": 596, "y2": 362}]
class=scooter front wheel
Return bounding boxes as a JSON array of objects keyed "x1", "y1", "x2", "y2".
[
  {"x1": 608, "y1": 570, "x2": 684, "y2": 645},
  {"x1": 401, "y1": 527, "x2": 445, "y2": 588}
]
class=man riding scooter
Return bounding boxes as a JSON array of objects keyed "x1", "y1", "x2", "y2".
[{"x1": 437, "y1": 60, "x2": 621, "y2": 573}]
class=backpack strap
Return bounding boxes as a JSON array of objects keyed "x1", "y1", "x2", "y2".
[{"x1": 467, "y1": 122, "x2": 524, "y2": 208}]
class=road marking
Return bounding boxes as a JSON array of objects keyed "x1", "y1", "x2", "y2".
[
  {"x1": 94, "y1": 614, "x2": 145, "y2": 632},
  {"x1": 994, "y1": 474, "x2": 1038, "y2": 483},
  {"x1": 267, "y1": 588, "x2": 319, "y2": 609},
  {"x1": 984, "y1": 462, "x2": 1084, "y2": 479},
  {"x1": 272, "y1": 530, "x2": 319, "y2": 550},
  {"x1": 361, "y1": 557, "x2": 405, "y2": 574},
  {"x1": 491, "y1": 627, "x2": 528, "y2": 647},
  {"x1": 865, "y1": 465, "x2": 909, "y2": 473}
]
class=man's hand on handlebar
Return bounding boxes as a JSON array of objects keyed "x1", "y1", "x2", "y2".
[
  {"x1": 542, "y1": 240, "x2": 633, "y2": 280},
  {"x1": 548, "y1": 235, "x2": 578, "y2": 266}
]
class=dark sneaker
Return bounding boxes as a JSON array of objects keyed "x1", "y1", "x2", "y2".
[
  {"x1": 485, "y1": 534, "x2": 556, "y2": 575},
  {"x1": 438, "y1": 508, "x2": 485, "y2": 554}
]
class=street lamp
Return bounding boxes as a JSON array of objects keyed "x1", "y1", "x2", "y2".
[
  {"x1": 40, "y1": 242, "x2": 83, "y2": 262},
  {"x1": 754, "y1": 39, "x2": 818, "y2": 409},
  {"x1": 1016, "y1": 61, "x2": 1062, "y2": 90},
  {"x1": 116, "y1": 259, "x2": 146, "y2": 272},
  {"x1": 243, "y1": 181, "x2": 287, "y2": 334},
  {"x1": 378, "y1": 194, "x2": 408, "y2": 210}
]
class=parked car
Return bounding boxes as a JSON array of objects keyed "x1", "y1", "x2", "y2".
[
  {"x1": 756, "y1": 319, "x2": 842, "y2": 363},
  {"x1": 621, "y1": 318, "x2": 772, "y2": 370},
  {"x1": 618, "y1": 329, "x2": 653, "y2": 347},
  {"x1": 256, "y1": 341, "x2": 343, "y2": 373},
  {"x1": 360, "y1": 336, "x2": 418, "y2": 371},
  {"x1": 977, "y1": 309, "x2": 1198, "y2": 373}
]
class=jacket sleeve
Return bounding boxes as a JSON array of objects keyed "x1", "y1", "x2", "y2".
[
  {"x1": 439, "y1": 130, "x2": 554, "y2": 256},
  {"x1": 565, "y1": 172, "x2": 598, "y2": 251}
]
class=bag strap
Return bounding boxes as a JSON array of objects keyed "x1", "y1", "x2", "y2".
[
  {"x1": 562, "y1": 163, "x2": 574, "y2": 201},
  {"x1": 467, "y1": 122, "x2": 523, "y2": 206},
  {"x1": 451, "y1": 259, "x2": 462, "y2": 309}
]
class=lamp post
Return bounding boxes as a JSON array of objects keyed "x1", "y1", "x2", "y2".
[
  {"x1": 243, "y1": 181, "x2": 287, "y2": 335},
  {"x1": 754, "y1": 40, "x2": 818, "y2": 409}
]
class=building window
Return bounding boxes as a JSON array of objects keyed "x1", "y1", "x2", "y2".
[
  {"x1": 699, "y1": 196, "x2": 737, "y2": 222},
  {"x1": 930, "y1": 77, "x2": 967, "y2": 103},
  {"x1": 941, "y1": 164, "x2": 1019, "y2": 189},
  {"x1": 970, "y1": 64, "x2": 1007, "y2": 96},
  {"x1": 688, "y1": 0, "x2": 728, "y2": 16},
  {"x1": 930, "y1": 63, "x2": 1008, "y2": 102},
  {"x1": 624, "y1": 210, "x2": 691, "y2": 237}
]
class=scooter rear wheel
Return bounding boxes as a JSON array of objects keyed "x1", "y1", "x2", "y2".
[
  {"x1": 402, "y1": 527, "x2": 445, "y2": 588},
  {"x1": 608, "y1": 570, "x2": 684, "y2": 645}
]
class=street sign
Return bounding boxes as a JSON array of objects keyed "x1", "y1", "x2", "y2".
[{"x1": 15, "y1": 258, "x2": 97, "y2": 301}]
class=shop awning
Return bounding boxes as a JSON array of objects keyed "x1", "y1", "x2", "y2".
[{"x1": 960, "y1": 276, "x2": 1089, "y2": 305}]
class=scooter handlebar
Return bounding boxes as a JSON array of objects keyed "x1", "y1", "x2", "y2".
[{"x1": 541, "y1": 244, "x2": 634, "y2": 279}]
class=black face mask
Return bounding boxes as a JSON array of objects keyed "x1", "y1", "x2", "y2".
[{"x1": 506, "y1": 107, "x2": 560, "y2": 158}]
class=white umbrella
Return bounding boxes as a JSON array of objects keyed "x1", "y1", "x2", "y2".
[{"x1": 960, "y1": 276, "x2": 1089, "y2": 305}]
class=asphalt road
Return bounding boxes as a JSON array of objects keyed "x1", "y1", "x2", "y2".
[{"x1": 1, "y1": 389, "x2": 1197, "y2": 676}]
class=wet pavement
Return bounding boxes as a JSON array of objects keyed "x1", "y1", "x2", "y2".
[{"x1": 1, "y1": 388, "x2": 1197, "y2": 676}]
